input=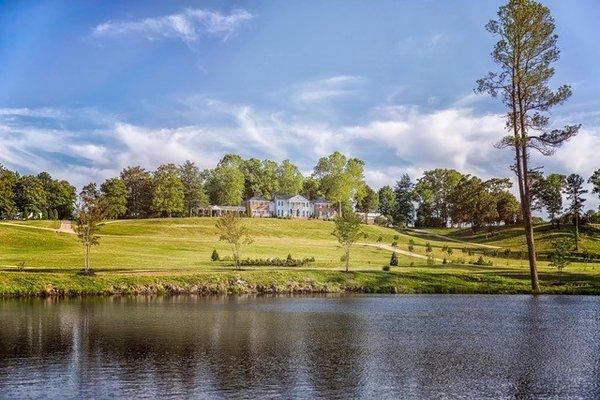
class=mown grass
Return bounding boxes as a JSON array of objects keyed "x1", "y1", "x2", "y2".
[{"x1": 0, "y1": 217, "x2": 598, "y2": 296}]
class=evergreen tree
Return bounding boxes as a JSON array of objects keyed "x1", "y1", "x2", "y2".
[
  {"x1": 476, "y1": 0, "x2": 580, "y2": 293},
  {"x1": 564, "y1": 174, "x2": 587, "y2": 250},
  {"x1": 393, "y1": 174, "x2": 415, "y2": 227}
]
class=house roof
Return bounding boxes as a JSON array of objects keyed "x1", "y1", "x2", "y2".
[
  {"x1": 274, "y1": 194, "x2": 310, "y2": 202},
  {"x1": 312, "y1": 197, "x2": 330, "y2": 204}
]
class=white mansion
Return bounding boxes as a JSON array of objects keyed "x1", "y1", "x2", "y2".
[{"x1": 243, "y1": 195, "x2": 337, "y2": 219}]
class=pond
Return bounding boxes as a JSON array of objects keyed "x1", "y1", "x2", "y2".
[{"x1": 0, "y1": 295, "x2": 598, "y2": 399}]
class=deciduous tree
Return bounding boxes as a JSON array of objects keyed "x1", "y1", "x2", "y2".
[
  {"x1": 120, "y1": 166, "x2": 153, "y2": 218},
  {"x1": 215, "y1": 212, "x2": 253, "y2": 269},
  {"x1": 152, "y1": 163, "x2": 185, "y2": 217},
  {"x1": 332, "y1": 211, "x2": 364, "y2": 272},
  {"x1": 100, "y1": 178, "x2": 129, "y2": 219}
]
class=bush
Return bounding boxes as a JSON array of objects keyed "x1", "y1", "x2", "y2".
[
  {"x1": 237, "y1": 256, "x2": 315, "y2": 267},
  {"x1": 382, "y1": 265, "x2": 390, "y2": 272},
  {"x1": 442, "y1": 257, "x2": 448, "y2": 265},
  {"x1": 408, "y1": 244, "x2": 414, "y2": 252},
  {"x1": 425, "y1": 242, "x2": 432, "y2": 253},
  {"x1": 391, "y1": 241, "x2": 398, "y2": 247},
  {"x1": 473, "y1": 255, "x2": 493, "y2": 266},
  {"x1": 287, "y1": 253, "x2": 293, "y2": 262},
  {"x1": 211, "y1": 249, "x2": 220, "y2": 262},
  {"x1": 447, "y1": 248, "x2": 453, "y2": 255},
  {"x1": 377, "y1": 236, "x2": 383, "y2": 242},
  {"x1": 393, "y1": 235, "x2": 399, "y2": 240},
  {"x1": 390, "y1": 252, "x2": 398, "y2": 266}
]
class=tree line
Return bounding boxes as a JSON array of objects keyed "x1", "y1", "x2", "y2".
[
  {"x1": 2, "y1": 160, "x2": 597, "y2": 230},
  {"x1": 376, "y1": 168, "x2": 600, "y2": 232}
]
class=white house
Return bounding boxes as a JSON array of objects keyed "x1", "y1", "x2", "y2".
[{"x1": 274, "y1": 194, "x2": 312, "y2": 218}]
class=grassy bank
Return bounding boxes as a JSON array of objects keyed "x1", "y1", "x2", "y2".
[
  {"x1": 1, "y1": 218, "x2": 598, "y2": 297},
  {"x1": 1, "y1": 266, "x2": 599, "y2": 297}
]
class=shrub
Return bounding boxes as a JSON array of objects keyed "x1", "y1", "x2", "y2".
[
  {"x1": 377, "y1": 236, "x2": 383, "y2": 242},
  {"x1": 393, "y1": 235, "x2": 399, "y2": 240},
  {"x1": 408, "y1": 244, "x2": 414, "y2": 252},
  {"x1": 237, "y1": 256, "x2": 315, "y2": 267},
  {"x1": 287, "y1": 253, "x2": 293, "y2": 262},
  {"x1": 41, "y1": 209, "x2": 48, "y2": 220},
  {"x1": 425, "y1": 242, "x2": 432, "y2": 253},
  {"x1": 442, "y1": 257, "x2": 448, "y2": 265},
  {"x1": 382, "y1": 265, "x2": 390, "y2": 272},
  {"x1": 391, "y1": 241, "x2": 398, "y2": 247},
  {"x1": 211, "y1": 249, "x2": 220, "y2": 262},
  {"x1": 390, "y1": 252, "x2": 398, "y2": 266},
  {"x1": 447, "y1": 248, "x2": 453, "y2": 255}
]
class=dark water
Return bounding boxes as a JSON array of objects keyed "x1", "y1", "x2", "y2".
[{"x1": 0, "y1": 295, "x2": 599, "y2": 399}]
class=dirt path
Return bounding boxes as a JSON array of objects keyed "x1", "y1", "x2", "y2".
[
  {"x1": 406, "y1": 229, "x2": 501, "y2": 249},
  {"x1": 58, "y1": 220, "x2": 75, "y2": 234},
  {"x1": 360, "y1": 242, "x2": 444, "y2": 262},
  {"x1": 0, "y1": 221, "x2": 76, "y2": 235}
]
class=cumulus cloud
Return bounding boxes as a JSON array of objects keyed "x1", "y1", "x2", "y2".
[
  {"x1": 0, "y1": 102, "x2": 598, "y2": 209},
  {"x1": 91, "y1": 8, "x2": 254, "y2": 43}
]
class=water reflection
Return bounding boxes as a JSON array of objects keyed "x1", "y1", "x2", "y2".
[{"x1": 0, "y1": 295, "x2": 598, "y2": 399}]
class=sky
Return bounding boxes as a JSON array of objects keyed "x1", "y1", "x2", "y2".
[{"x1": 0, "y1": 0, "x2": 599, "y2": 209}]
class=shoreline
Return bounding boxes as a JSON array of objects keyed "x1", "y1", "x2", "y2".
[{"x1": 1, "y1": 269, "x2": 598, "y2": 298}]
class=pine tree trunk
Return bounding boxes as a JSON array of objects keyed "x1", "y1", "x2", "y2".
[{"x1": 514, "y1": 61, "x2": 540, "y2": 294}]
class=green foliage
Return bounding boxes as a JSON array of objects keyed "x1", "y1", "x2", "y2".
[
  {"x1": 277, "y1": 160, "x2": 304, "y2": 195},
  {"x1": 377, "y1": 185, "x2": 396, "y2": 222},
  {"x1": 207, "y1": 163, "x2": 245, "y2": 206},
  {"x1": 393, "y1": 174, "x2": 415, "y2": 227},
  {"x1": 211, "y1": 249, "x2": 220, "y2": 262},
  {"x1": 549, "y1": 238, "x2": 572, "y2": 275},
  {"x1": 332, "y1": 211, "x2": 364, "y2": 272},
  {"x1": 74, "y1": 195, "x2": 107, "y2": 274},
  {"x1": 100, "y1": 178, "x2": 129, "y2": 219},
  {"x1": 215, "y1": 212, "x2": 254, "y2": 269},
  {"x1": 180, "y1": 160, "x2": 208, "y2": 216},
  {"x1": 382, "y1": 265, "x2": 390, "y2": 272},
  {"x1": 357, "y1": 184, "x2": 379, "y2": 213},
  {"x1": 425, "y1": 242, "x2": 432, "y2": 253},
  {"x1": 314, "y1": 152, "x2": 366, "y2": 214},
  {"x1": 152, "y1": 164, "x2": 185, "y2": 217},
  {"x1": 120, "y1": 166, "x2": 153, "y2": 218},
  {"x1": 390, "y1": 251, "x2": 398, "y2": 266}
]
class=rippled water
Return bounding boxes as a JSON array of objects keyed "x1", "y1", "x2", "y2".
[{"x1": 0, "y1": 295, "x2": 598, "y2": 399}]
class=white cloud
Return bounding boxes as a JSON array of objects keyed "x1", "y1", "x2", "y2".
[
  {"x1": 293, "y1": 75, "x2": 365, "y2": 103},
  {"x1": 1, "y1": 101, "x2": 598, "y2": 210},
  {"x1": 91, "y1": 8, "x2": 254, "y2": 44}
]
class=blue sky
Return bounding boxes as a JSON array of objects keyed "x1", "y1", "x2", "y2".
[{"x1": 1, "y1": 0, "x2": 599, "y2": 207}]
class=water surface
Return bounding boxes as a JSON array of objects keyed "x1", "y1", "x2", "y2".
[{"x1": 0, "y1": 295, "x2": 598, "y2": 399}]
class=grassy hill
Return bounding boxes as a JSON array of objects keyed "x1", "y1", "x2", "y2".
[
  {"x1": 0, "y1": 218, "x2": 599, "y2": 296},
  {"x1": 416, "y1": 223, "x2": 600, "y2": 253}
]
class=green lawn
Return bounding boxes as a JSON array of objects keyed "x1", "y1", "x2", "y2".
[{"x1": 0, "y1": 217, "x2": 598, "y2": 296}]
